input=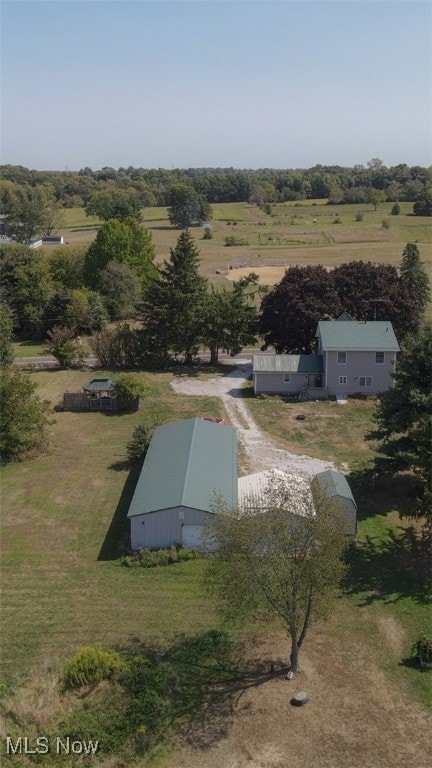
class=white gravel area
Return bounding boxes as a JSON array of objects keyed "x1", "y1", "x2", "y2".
[{"x1": 171, "y1": 363, "x2": 337, "y2": 478}]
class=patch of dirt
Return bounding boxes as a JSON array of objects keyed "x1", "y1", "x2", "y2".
[
  {"x1": 224, "y1": 266, "x2": 287, "y2": 285},
  {"x1": 375, "y1": 614, "x2": 407, "y2": 658},
  {"x1": 171, "y1": 364, "x2": 336, "y2": 478},
  {"x1": 168, "y1": 632, "x2": 431, "y2": 768}
]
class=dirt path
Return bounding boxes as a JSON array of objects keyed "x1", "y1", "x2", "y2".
[{"x1": 171, "y1": 363, "x2": 337, "y2": 477}]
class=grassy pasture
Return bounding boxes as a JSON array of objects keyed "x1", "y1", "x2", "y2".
[{"x1": 56, "y1": 202, "x2": 431, "y2": 285}]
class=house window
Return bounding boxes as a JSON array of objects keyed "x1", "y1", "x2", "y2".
[
  {"x1": 284, "y1": 374, "x2": 291, "y2": 383},
  {"x1": 337, "y1": 352, "x2": 347, "y2": 364},
  {"x1": 339, "y1": 376, "x2": 347, "y2": 385},
  {"x1": 359, "y1": 376, "x2": 372, "y2": 387},
  {"x1": 375, "y1": 352, "x2": 385, "y2": 364}
]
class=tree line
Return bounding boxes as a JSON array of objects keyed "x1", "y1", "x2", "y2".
[{"x1": 1, "y1": 160, "x2": 431, "y2": 222}]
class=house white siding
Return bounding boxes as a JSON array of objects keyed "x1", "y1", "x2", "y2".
[
  {"x1": 325, "y1": 350, "x2": 396, "y2": 395},
  {"x1": 130, "y1": 506, "x2": 215, "y2": 550},
  {"x1": 253, "y1": 372, "x2": 309, "y2": 394}
]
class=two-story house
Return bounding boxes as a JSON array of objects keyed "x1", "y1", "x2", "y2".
[{"x1": 253, "y1": 315, "x2": 400, "y2": 398}]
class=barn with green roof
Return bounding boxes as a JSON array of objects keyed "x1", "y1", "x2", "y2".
[{"x1": 127, "y1": 418, "x2": 238, "y2": 550}]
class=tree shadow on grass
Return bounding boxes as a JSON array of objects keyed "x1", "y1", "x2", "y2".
[
  {"x1": 343, "y1": 524, "x2": 431, "y2": 607},
  {"x1": 349, "y1": 469, "x2": 421, "y2": 523},
  {"x1": 97, "y1": 464, "x2": 141, "y2": 560},
  {"x1": 113, "y1": 632, "x2": 289, "y2": 752}
]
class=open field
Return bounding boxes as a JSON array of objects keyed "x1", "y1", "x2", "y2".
[
  {"x1": 54, "y1": 201, "x2": 431, "y2": 287},
  {"x1": 1, "y1": 367, "x2": 430, "y2": 767}
]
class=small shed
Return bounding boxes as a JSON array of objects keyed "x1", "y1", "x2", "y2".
[
  {"x1": 311, "y1": 469, "x2": 357, "y2": 535},
  {"x1": 127, "y1": 418, "x2": 238, "y2": 550}
]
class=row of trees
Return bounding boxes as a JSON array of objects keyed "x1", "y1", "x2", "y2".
[
  {"x1": 1, "y1": 161, "x2": 431, "y2": 214},
  {"x1": 0, "y1": 217, "x2": 157, "y2": 338}
]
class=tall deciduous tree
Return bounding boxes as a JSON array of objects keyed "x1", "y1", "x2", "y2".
[
  {"x1": 205, "y1": 478, "x2": 348, "y2": 672},
  {"x1": 260, "y1": 265, "x2": 341, "y2": 353},
  {"x1": 83, "y1": 218, "x2": 156, "y2": 289},
  {"x1": 332, "y1": 259, "x2": 424, "y2": 340},
  {"x1": 368, "y1": 323, "x2": 432, "y2": 526},
  {"x1": 0, "y1": 368, "x2": 52, "y2": 461},
  {"x1": 0, "y1": 247, "x2": 54, "y2": 337},
  {"x1": 141, "y1": 230, "x2": 208, "y2": 364},
  {"x1": 99, "y1": 260, "x2": 140, "y2": 319},
  {"x1": 168, "y1": 184, "x2": 212, "y2": 228},
  {"x1": 85, "y1": 188, "x2": 142, "y2": 221}
]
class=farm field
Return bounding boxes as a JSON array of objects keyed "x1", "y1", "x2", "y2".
[
  {"x1": 54, "y1": 201, "x2": 431, "y2": 288},
  {"x1": 1, "y1": 365, "x2": 430, "y2": 767}
]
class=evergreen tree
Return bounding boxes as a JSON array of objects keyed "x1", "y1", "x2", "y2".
[
  {"x1": 141, "y1": 230, "x2": 208, "y2": 364},
  {"x1": 0, "y1": 304, "x2": 14, "y2": 366},
  {"x1": 368, "y1": 323, "x2": 432, "y2": 526},
  {"x1": 204, "y1": 275, "x2": 259, "y2": 363},
  {"x1": 399, "y1": 243, "x2": 430, "y2": 319}
]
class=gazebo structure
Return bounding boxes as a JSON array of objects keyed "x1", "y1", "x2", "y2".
[
  {"x1": 63, "y1": 377, "x2": 138, "y2": 412},
  {"x1": 82, "y1": 377, "x2": 115, "y2": 398}
]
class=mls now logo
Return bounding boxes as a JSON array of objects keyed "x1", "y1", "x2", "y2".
[{"x1": 6, "y1": 737, "x2": 49, "y2": 755}]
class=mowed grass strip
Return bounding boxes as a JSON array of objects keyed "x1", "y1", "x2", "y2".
[{"x1": 0, "y1": 369, "x2": 225, "y2": 679}]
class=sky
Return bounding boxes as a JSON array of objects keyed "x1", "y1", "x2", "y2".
[{"x1": 1, "y1": 0, "x2": 431, "y2": 171}]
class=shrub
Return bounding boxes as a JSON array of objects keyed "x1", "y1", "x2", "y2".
[
  {"x1": 333, "y1": 216, "x2": 342, "y2": 224},
  {"x1": 63, "y1": 645, "x2": 127, "y2": 689},
  {"x1": 391, "y1": 202, "x2": 401, "y2": 215},
  {"x1": 355, "y1": 211, "x2": 364, "y2": 222},
  {"x1": 203, "y1": 226, "x2": 213, "y2": 240},
  {"x1": 411, "y1": 634, "x2": 432, "y2": 669},
  {"x1": 121, "y1": 545, "x2": 202, "y2": 568},
  {"x1": 381, "y1": 219, "x2": 390, "y2": 229},
  {"x1": 44, "y1": 325, "x2": 85, "y2": 369},
  {"x1": 224, "y1": 236, "x2": 249, "y2": 247},
  {"x1": 126, "y1": 422, "x2": 154, "y2": 464},
  {"x1": 113, "y1": 373, "x2": 148, "y2": 401}
]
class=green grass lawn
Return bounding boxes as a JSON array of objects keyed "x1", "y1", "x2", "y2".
[
  {"x1": 0, "y1": 369, "x2": 225, "y2": 680},
  {"x1": 245, "y1": 385, "x2": 376, "y2": 470}
]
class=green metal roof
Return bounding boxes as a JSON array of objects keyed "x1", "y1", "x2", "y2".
[
  {"x1": 317, "y1": 320, "x2": 399, "y2": 351},
  {"x1": 83, "y1": 377, "x2": 115, "y2": 392},
  {"x1": 127, "y1": 418, "x2": 238, "y2": 518},
  {"x1": 253, "y1": 354, "x2": 324, "y2": 374},
  {"x1": 312, "y1": 470, "x2": 357, "y2": 508}
]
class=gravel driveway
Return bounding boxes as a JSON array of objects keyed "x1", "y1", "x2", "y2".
[{"x1": 171, "y1": 363, "x2": 337, "y2": 478}]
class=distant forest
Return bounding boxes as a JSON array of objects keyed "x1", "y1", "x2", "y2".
[{"x1": 1, "y1": 160, "x2": 431, "y2": 209}]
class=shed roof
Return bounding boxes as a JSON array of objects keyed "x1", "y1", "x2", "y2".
[
  {"x1": 312, "y1": 470, "x2": 357, "y2": 509},
  {"x1": 127, "y1": 418, "x2": 238, "y2": 518},
  {"x1": 253, "y1": 354, "x2": 324, "y2": 374},
  {"x1": 83, "y1": 377, "x2": 115, "y2": 393},
  {"x1": 317, "y1": 321, "x2": 399, "y2": 351}
]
